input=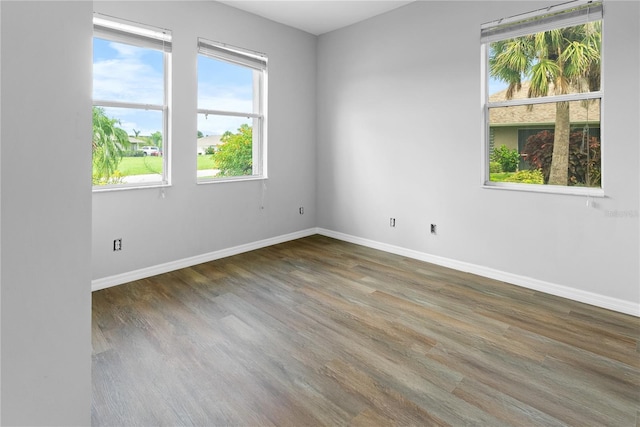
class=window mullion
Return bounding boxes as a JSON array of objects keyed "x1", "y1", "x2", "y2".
[
  {"x1": 197, "y1": 108, "x2": 262, "y2": 119},
  {"x1": 93, "y1": 99, "x2": 165, "y2": 111},
  {"x1": 488, "y1": 91, "x2": 602, "y2": 109}
]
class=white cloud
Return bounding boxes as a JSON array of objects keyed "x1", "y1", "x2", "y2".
[
  {"x1": 198, "y1": 82, "x2": 253, "y2": 112},
  {"x1": 95, "y1": 40, "x2": 257, "y2": 138},
  {"x1": 93, "y1": 41, "x2": 164, "y2": 105},
  {"x1": 109, "y1": 42, "x2": 144, "y2": 57}
]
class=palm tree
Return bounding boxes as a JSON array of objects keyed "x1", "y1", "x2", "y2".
[
  {"x1": 489, "y1": 21, "x2": 601, "y2": 185},
  {"x1": 92, "y1": 107, "x2": 130, "y2": 184}
]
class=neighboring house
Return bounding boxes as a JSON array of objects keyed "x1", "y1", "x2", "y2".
[
  {"x1": 127, "y1": 136, "x2": 146, "y2": 152},
  {"x1": 197, "y1": 134, "x2": 222, "y2": 155},
  {"x1": 489, "y1": 81, "x2": 601, "y2": 167}
]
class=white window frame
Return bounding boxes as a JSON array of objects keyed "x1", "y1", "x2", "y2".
[
  {"x1": 92, "y1": 14, "x2": 172, "y2": 191},
  {"x1": 197, "y1": 38, "x2": 267, "y2": 183},
  {"x1": 481, "y1": 0, "x2": 604, "y2": 196}
]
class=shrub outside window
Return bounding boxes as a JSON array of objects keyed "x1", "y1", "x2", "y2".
[
  {"x1": 482, "y1": 1, "x2": 603, "y2": 192},
  {"x1": 197, "y1": 39, "x2": 267, "y2": 182},
  {"x1": 92, "y1": 15, "x2": 171, "y2": 189}
]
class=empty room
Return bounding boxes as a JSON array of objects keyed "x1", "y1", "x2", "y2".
[{"x1": 1, "y1": 0, "x2": 638, "y2": 425}]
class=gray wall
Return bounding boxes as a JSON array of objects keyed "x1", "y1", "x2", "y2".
[
  {"x1": 0, "y1": 0, "x2": 637, "y2": 424},
  {"x1": 0, "y1": 0, "x2": 317, "y2": 424},
  {"x1": 91, "y1": 1, "x2": 317, "y2": 280},
  {"x1": 1, "y1": 1, "x2": 93, "y2": 425},
  {"x1": 317, "y1": 1, "x2": 639, "y2": 307}
]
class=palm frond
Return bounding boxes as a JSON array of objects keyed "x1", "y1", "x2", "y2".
[
  {"x1": 528, "y1": 59, "x2": 559, "y2": 97},
  {"x1": 92, "y1": 107, "x2": 130, "y2": 182}
]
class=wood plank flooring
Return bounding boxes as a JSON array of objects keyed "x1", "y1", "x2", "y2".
[{"x1": 92, "y1": 235, "x2": 640, "y2": 426}]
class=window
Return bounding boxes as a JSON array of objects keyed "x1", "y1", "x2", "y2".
[
  {"x1": 92, "y1": 15, "x2": 171, "y2": 188},
  {"x1": 482, "y1": 1, "x2": 603, "y2": 192},
  {"x1": 197, "y1": 39, "x2": 267, "y2": 181}
]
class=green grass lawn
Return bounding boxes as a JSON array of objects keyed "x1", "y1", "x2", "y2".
[
  {"x1": 94, "y1": 155, "x2": 216, "y2": 177},
  {"x1": 197, "y1": 155, "x2": 215, "y2": 170},
  {"x1": 489, "y1": 172, "x2": 514, "y2": 182},
  {"x1": 117, "y1": 156, "x2": 163, "y2": 176}
]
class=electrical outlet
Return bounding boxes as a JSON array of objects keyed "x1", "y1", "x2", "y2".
[
  {"x1": 299, "y1": 206, "x2": 304, "y2": 215},
  {"x1": 113, "y1": 239, "x2": 122, "y2": 251},
  {"x1": 430, "y1": 224, "x2": 437, "y2": 234},
  {"x1": 390, "y1": 218, "x2": 396, "y2": 227}
]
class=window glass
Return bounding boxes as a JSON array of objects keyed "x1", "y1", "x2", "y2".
[
  {"x1": 197, "y1": 114, "x2": 257, "y2": 178},
  {"x1": 489, "y1": 100, "x2": 601, "y2": 186},
  {"x1": 197, "y1": 56, "x2": 254, "y2": 113},
  {"x1": 92, "y1": 19, "x2": 170, "y2": 188},
  {"x1": 484, "y1": 4, "x2": 602, "y2": 190},
  {"x1": 93, "y1": 38, "x2": 164, "y2": 105},
  {"x1": 197, "y1": 40, "x2": 266, "y2": 182}
]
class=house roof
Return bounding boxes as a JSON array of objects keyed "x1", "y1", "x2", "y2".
[
  {"x1": 489, "y1": 81, "x2": 600, "y2": 126},
  {"x1": 128, "y1": 136, "x2": 146, "y2": 144},
  {"x1": 197, "y1": 135, "x2": 222, "y2": 148}
]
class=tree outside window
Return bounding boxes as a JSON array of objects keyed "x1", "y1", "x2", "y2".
[{"x1": 483, "y1": 2, "x2": 602, "y2": 189}]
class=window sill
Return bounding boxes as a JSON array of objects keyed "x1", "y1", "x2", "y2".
[
  {"x1": 197, "y1": 175, "x2": 267, "y2": 185},
  {"x1": 93, "y1": 182, "x2": 170, "y2": 193},
  {"x1": 482, "y1": 181, "x2": 605, "y2": 197}
]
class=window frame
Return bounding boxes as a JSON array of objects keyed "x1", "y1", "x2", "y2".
[
  {"x1": 196, "y1": 38, "x2": 268, "y2": 183},
  {"x1": 92, "y1": 14, "x2": 172, "y2": 191},
  {"x1": 481, "y1": 0, "x2": 604, "y2": 197}
]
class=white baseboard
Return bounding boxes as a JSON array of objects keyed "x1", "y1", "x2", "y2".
[
  {"x1": 92, "y1": 226, "x2": 639, "y2": 317},
  {"x1": 317, "y1": 228, "x2": 640, "y2": 317},
  {"x1": 91, "y1": 228, "x2": 318, "y2": 292}
]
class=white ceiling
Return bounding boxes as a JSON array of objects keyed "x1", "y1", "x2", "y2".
[{"x1": 218, "y1": 1, "x2": 415, "y2": 35}]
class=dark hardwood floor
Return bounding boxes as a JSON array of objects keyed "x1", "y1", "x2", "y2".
[{"x1": 92, "y1": 235, "x2": 640, "y2": 426}]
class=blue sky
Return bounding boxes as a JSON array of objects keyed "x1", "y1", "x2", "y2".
[
  {"x1": 93, "y1": 38, "x2": 164, "y2": 136},
  {"x1": 197, "y1": 55, "x2": 254, "y2": 136},
  {"x1": 93, "y1": 37, "x2": 253, "y2": 138},
  {"x1": 94, "y1": 37, "x2": 508, "y2": 137},
  {"x1": 489, "y1": 78, "x2": 508, "y2": 96}
]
